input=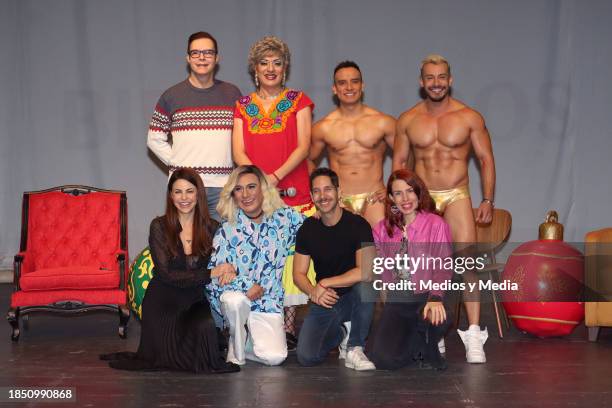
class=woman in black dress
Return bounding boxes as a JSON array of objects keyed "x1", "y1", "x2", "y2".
[{"x1": 101, "y1": 168, "x2": 239, "y2": 373}]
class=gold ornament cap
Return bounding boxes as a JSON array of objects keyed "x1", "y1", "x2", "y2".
[{"x1": 539, "y1": 210, "x2": 564, "y2": 241}]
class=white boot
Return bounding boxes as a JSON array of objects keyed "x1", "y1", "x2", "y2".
[{"x1": 458, "y1": 325, "x2": 488, "y2": 363}]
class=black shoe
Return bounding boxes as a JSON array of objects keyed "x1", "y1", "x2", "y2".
[
  {"x1": 217, "y1": 327, "x2": 229, "y2": 354},
  {"x1": 286, "y1": 332, "x2": 298, "y2": 352},
  {"x1": 211, "y1": 362, "x2": 240, "y2": 374}
]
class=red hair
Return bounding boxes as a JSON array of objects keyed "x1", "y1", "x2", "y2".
[{"x1": 383, "y1": 169, "x2": 435, "y2": 237}]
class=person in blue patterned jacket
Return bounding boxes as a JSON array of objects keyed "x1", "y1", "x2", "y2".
[{"x1": 207, "y1": 165, "x2": 305, "y2": 366}]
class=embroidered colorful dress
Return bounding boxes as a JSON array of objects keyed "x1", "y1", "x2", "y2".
[
  {"x1": 235, "y1": 89, "x2": 317, "y2": 305},
  {"x1": 206, "y1": 207, "x2": 305, "y2": 316},
  {"x1": 234, "y1": 89, "x2": 313, "y2": 208}
]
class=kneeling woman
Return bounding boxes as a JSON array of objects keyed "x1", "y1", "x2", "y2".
[
  {"x1": 101, "y1": 168, "x2": 239, "y2": 373},
  {"x1": 368, "y1": 169, "x2": 453, "y2": 370},
  {"x1": 207, "y1": 165, "x2": 304, "y2": 366}
]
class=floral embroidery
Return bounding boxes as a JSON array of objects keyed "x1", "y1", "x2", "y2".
[
  {"x1": 237, "y1": 89, "x2": 303, "y2": 134},
  {"x1": 245, "y1": 103, "x2": 259, "y2": 116},
  {"x1": 286, "y1": 90, "x2": 298, "y2": 100},
  {"x1": 276, "y1": 99, "x2": 292, "y2": 113}
]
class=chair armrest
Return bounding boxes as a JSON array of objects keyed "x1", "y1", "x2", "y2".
[
  {"x1": 13, "y1": 252, "x2": 28, "y2": 291},
  {"x1": 115, "y1": 250, "x2": 128, "y2": 291}
]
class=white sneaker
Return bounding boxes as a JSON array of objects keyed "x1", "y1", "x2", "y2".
[
  {"x1": 438, "y1": 338, "x2": 446, "y2": 355},
  {"x1": 458, "y1": 325, "x2": 488, "y2": 364},
  {"x1": 345, "y1": 346, "x2": 376, "y2": 371},
  {"x1": 338, "y1": 322, "x2": 351, "y2": 360}
]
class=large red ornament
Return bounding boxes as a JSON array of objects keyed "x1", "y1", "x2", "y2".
[{"x1": 502, "y1": 211, "x2": 584, "y2": 337}]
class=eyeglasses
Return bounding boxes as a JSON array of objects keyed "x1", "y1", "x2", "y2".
[{"x1": 188, "y1": 49, "x2": 217, "y2": 59}]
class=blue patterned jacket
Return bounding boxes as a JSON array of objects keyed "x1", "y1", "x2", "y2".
[{"x1": 207, "y1": 207, "x2": 304, "y2": 314}]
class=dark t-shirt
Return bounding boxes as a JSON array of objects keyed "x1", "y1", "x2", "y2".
[{"x1": 295, "y1": 209, "x2": 373, "y2": 296}]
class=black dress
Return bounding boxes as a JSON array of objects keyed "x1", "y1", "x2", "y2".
[{"x1": 101, "y1": 217, "x2": 238, "y2": 373}]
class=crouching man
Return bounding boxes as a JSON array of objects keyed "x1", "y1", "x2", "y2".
[{"x1": 293, "y1": 168, "x2": 377, "y2": 370}]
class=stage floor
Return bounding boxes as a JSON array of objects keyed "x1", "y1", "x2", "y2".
[{"x1": 2, "y1": 284, "x2": 611, "y2": 408}]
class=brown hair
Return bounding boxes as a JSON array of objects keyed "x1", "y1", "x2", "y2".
[
  {"x1": 187, "y1": 31, "x2": 218, "y2": 53},
  {"x1": 164, "y1": 168, "x2": 214, "y2": 258},
  {"x1": 384, "y1": 169, "x2": 435, "y2": 237}
]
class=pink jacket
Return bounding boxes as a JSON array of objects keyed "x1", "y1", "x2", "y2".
[{"x1": 372, "y1": 211, "x2": 453, "y2": 299}]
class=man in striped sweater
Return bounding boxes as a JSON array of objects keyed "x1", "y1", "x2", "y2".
[{"x1": 147, "y1": 31, "x2": 241, "y2": 221}]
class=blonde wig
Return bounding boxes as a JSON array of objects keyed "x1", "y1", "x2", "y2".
[{"x1": 216, "y1": 165, "x2": 285, "y2": 224}]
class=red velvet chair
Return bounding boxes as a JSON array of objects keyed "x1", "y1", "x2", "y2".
[{"x1": 7, "y1": 185, "x2": 130, "y2": 341}]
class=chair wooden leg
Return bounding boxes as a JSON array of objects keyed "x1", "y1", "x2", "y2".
[
  {"x1": 118, "y1": 306, "x2": 130, "y2": 339},
  {"x1": 489, "y1": 272, "x2": 504, "y2": 339},
  {"x1": 7, "y1": 308, "x2": 20, "y2": 342},
  {"x1": 588, "y1": 327, "x2": 600, "y2": 342},
  {"x1": 454, "y1": 293, "x2": 462, "y2": 328},
  {"x1": 493, "y1": 269, "x2": 511, "y2": 330}
]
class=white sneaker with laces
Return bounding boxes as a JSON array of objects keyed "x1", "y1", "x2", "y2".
[
  {"x1": 345, "y1": 346, "x2": 376, "y2": 371},
  {"x1": 458, "y1": 325, "x2": 488, "y2": 363},
  {"x1": 338, "y1": 322, "x2": 351, "y2": 360}
]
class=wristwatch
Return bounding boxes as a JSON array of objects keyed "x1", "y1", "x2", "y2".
[{"x1": 481, "y1": 198, "x2": 494, "y2": 207}]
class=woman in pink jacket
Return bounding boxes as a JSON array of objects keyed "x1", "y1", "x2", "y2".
[{"x1": 368, "y1": 169, "x2": 453, "y2": 370}]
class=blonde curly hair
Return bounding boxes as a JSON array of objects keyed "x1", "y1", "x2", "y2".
[{"x1": 247, "y1": 36, "x2": 291, "y2": 86}]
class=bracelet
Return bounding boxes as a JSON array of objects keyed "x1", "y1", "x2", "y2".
[
  {"x1": 481, "y1": 198, "x2": 494, "y2": 207},
  {"x1": 271, "y1": 172, "x2": 281, "y2": 182}
]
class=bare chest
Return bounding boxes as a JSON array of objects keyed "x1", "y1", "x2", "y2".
[
  {"x1": 326, "y1": 118, "x2": 385, "y2": 152},
  {"x1": 408, "y1": 113, "x2": 471, "y2": 149}
]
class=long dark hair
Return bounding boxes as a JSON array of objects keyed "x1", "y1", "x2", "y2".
[
  {"x1": 384, "y1": 169, "x2": 435, "y2": 237},
  {"x1": 164, "y1": 168, "x2": 214, "y2": 258}
]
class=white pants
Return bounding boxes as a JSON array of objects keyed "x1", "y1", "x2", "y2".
[{"x1": 220, "y1": 291, "x2": 287, "y2": 366}]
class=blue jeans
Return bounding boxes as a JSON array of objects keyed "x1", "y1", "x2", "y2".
[
  {"x1": 206, "y1": 187, "x2": 222, "y2": 223},
  {"x1": 297, "y1": 283, "x2": 375, "y2": 366}
]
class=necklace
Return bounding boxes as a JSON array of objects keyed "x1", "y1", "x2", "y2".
[
  {"x1": 257, "y1": 88, "x2": 284, "y2": 100},
  {"x1": 245, "y1": 210, "x2": 264, "y2": 220}
]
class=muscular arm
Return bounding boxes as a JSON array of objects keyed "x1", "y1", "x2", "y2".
[
  {"x1": 274, "y1": 106, "x2": 312, "y2": 179},
  {"x1": 232, "y1": 118, "x2": 253, "y2": 166},
  {"x1": 470, "y1": 112, "x2": 496, "y2": 223},
  {"x1": 382, "y1": 115, "x2": 396, "y2": 150},
  {"x1": 392, "y1": 114, "x2": 413, "y2": 171},
  {"x1": 308, "y1": 120, "x2": 327, "y2": 173}
]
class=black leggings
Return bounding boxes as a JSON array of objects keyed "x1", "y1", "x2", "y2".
[{"x1": 367, "y1": 297, "x2": 450, "y2": 370}]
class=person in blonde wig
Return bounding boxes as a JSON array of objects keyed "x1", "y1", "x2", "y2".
[
  {"x1": 207, "y1": 165, "x2": 306, "y2": 366},
  {"x1": 216, "y1": 164, "x2": 285, "y2": 224},
  {"x1": 232, "y1": 36, "x2": 317, "y2": 349}
]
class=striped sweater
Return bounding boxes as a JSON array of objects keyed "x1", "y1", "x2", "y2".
[{"x1": 147, "y1": 79, "x2": 241, "y2": 187}]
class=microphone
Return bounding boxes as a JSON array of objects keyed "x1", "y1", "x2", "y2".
[{"x1": 278, "y1": 187, "x2": 297, "y2": 197}]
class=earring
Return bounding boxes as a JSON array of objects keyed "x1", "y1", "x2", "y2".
[
  {"x1": 254, "y1": 75, "x2": 259, "y2": 88},
  {"x1": 391, "y1": 205, "x2": 400, "y2": 215},
  {"x1": 281, "y1": 71, "x2": 286, "y2": 88}
]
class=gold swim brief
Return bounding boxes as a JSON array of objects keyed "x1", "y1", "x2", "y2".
[
  {"x1": 340, "y1": 189, "x2": 385, "y2": 215},
  {"x1": 429, "y1": 185, "x2": 471, "y2": 214}
]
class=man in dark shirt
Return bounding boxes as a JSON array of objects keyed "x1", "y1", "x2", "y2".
[{"x1": 293, "y1": 168, "x2": 376, "y2": 370}]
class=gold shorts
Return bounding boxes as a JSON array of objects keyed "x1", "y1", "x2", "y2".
[
  {"x1": 429, "y1": 185, "x2": 471, "y2": 214},
  {"x1": 340, "y1": 189, "x2": 384, "y2": 215}
]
